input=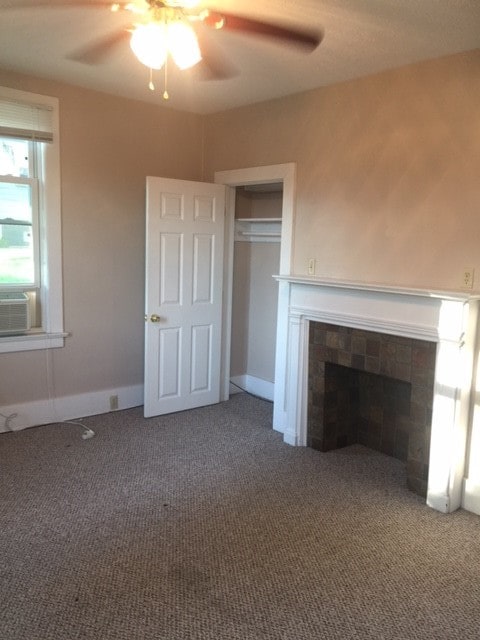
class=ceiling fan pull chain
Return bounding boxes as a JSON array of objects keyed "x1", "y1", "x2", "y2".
[
  {"x1": 149, "y1": 67, "x2": 155, "y2": 91},
  {"x1": 163, "y1": 57, "x2": 169, "y2": 100}
]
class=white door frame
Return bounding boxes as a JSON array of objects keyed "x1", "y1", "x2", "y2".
[{"x1": 214, "y1": 163, "x2": 296, "y2": 433}]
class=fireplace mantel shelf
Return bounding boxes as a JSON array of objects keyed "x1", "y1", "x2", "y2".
[{"x1": 273, "y1": 275, "x2": 479, "y2": 302}]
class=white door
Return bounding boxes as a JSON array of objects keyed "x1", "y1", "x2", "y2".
[{"x1": 144, "y1": 176, "x2": 225, "y2": 417}]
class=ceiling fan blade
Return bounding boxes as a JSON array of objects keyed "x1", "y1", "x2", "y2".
[
  {"x1": 0, "y1": 1, "x2": 117, "y2": 8},
  {"x1": 194, "y1": 30, "x2": 239, "y2": 81},
  {"x1": 204, "y1": 11, "x2": 323, "y2": 52},
  {"x1": 67, "y1": 29, "x2": 129, "y2": 64}
]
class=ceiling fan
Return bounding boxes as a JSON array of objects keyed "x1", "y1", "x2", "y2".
[{"x1": 2, "y1": 0, "x2": 323, "y2": 99}]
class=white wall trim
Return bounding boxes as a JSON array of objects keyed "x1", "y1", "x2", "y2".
[
  {"x1": 214, "y1": 163, "x2": 296, "y2": 435},
  {"x1": 275, "y1": 275, "x2": 480, "y2": 302},
  {"x1": 0, "y1": 86, "x2": 64, "y2": 353},
  {"x1": 0, "y1": 331, "x2": 67, "y2": 354},
  {"x1": 230, "y1": 375, "x2": 274, "y2": 402},
  {"x1": 289, "y1": 306, "x2": 440, "y2": 342},
  {"x1": 463, "y1": 479, "x2": 480, "y2": 516},
  {"x1": 0, "y1": 384, "x2": 143, "y2": 433},
  {"x1": 280, "y1": 278, "x2": 478, "y2": 514}
]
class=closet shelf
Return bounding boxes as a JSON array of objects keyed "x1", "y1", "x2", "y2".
[{"x1": 234, "y1": 217, "x2": 282, "y2": 243}]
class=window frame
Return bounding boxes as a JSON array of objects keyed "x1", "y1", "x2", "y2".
[{"x1": 0, "y1": 86, "x2": 65, "y2": 353}]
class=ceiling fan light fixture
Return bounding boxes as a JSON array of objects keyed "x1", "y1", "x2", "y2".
[
  {"x1": 130, "y1": 22, "x2": 167, "y2": 70},
  {"x1": 167, "y1": 21, "x2": 202, "y2": 69}
]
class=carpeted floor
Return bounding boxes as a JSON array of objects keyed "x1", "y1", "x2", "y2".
[{"x1": 1, "y1": 393, "x2": 479, "y2": 640}]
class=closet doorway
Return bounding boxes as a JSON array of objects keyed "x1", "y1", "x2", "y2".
[
  {"x1": 230, "y1": 184, "x2": 282, "y2": 402},
  {"x1": 215, "y1": 163, "x2": 295, "y2": 435}
]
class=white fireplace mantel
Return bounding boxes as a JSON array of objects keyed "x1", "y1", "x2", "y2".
[{"x1": 273, "y1": 275, "x2": 480, "y2": 514}]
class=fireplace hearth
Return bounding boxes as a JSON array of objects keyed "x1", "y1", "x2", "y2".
[{"x1": 308, "y1": 322, "x2": 436, "y2": 496}]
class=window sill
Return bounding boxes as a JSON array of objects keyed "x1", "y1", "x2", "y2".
[{"x1": 0, "y1": 331, "x2": 68, "y2": 353}]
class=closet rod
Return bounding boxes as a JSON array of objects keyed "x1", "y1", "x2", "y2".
[{"x1": 239, "y1": 231, "x2": 281, "y2": 237}]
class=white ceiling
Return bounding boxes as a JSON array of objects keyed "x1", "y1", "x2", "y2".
[{"x1": 0, "y1": 0, "x2": 479, "y2": 114}]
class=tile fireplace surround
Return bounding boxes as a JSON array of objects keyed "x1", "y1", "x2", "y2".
[
  {"x1": 308, "y1": 322, "x2": 436, "y2": 497},
  {"x1": 274, "y1": 276, "x2": 479, "y2": 514}
]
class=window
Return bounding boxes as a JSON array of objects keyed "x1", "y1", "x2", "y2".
[
  {"x1": 0, "y1": 138, "x2": 40, "y2": 289},
  {"x1": 0, "y1": 87, "x2": 64, "y2": 353}
]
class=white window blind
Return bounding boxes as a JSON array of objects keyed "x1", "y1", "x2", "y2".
[{"x1": 0, "y1": 98, "x2": 54, "y2": 143}]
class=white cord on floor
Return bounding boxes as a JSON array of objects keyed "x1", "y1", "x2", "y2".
[
  {"x1": 44, "y1": 348, "x2": 95, "y2": 440},
  {"x1": 0, "y1": 351, "x2": 95, "y2": 440},
  {"x1": 64, "y1": 421, "x2": 95, "y2": 439},
  {"x1": 0, "y1": 412, "x2": 95, "y2": 439},
  {"x1": 0, "y1": 412, "x2": 18, "y2": 432}
]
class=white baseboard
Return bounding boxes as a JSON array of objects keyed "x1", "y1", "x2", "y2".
[
  {"x1": 426, "y1": 492, "x2": 450, "y2": 514},
  {"x1": 0, "y1": 384, "x2": 144, "y2": 433},
  {"x1": 463, "y1": 479, "x2": 480, "y2": 516},
  {"x1": 283, "y1": 430, "x2": 299, "y2": 446},
  {"x1": 229, "y1": 382, "x2": 244, "y2": 396},
  {"x1": 229, "y1": 375, "x2": 274, "y2": 402}
]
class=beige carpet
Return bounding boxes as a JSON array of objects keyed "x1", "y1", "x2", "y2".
[{"x1": 1, "y1": 393, "x2": 479, "y2": 639}]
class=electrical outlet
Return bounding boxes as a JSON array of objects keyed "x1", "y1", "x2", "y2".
[
  {"x1": 308, "y1": 258, "x2": 316, "y2": 276},
  {"x1": 109, "y1": 395, "x2": 119, "y2": 411},
  {"x1": 462, "y1": 268, "x2": 474, "y2": 290}
]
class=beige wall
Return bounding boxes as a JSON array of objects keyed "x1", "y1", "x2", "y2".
[
  {"x1": 0, "y1": 69, "x2": 203, "y2": 405},
  {"x1": 235, "y1": 187, "x2": 283, "y2": 219},
  {"x1": 246, "y1": 241, "x2": 280, "y2": 382},
  {"x1": 204, "y1": 49, "x2": 480, "y2": 294},
  {"x1": 230, "y1": 243, "x2": 249, "y2": 378},
  {"x1": 2, "y1": 48, "x2": 480, "y2": 410},
  {"x1": 204, "y1": 51, "x2": 480, "y2": 512},
  {"x1": 230, "y1": 241, "x2": 280, "y2": 383}
]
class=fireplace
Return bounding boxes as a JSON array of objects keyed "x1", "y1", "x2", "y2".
[
  {"x1": 273, "y1": 276, "x2": 478, "y2": 514},
  {"x1": 307, "y1": 322, "x2": 436, "y2": 497}
]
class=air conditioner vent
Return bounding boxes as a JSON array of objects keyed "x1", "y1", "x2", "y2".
[{"x1": 0, "y1": 292, "x2": 31, "y2": 335}]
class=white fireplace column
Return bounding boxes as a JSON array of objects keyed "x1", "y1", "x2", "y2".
[{"x1": 275, "y1": 276, "x2": 479, "y2": 514}]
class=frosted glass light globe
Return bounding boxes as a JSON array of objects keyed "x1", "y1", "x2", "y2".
[
  {"x1": 130, "y1": 23, "x2": 167, "y2": 70},
  {"x1": 167, "y1": 21, "x2": 202, "y2": 70}
]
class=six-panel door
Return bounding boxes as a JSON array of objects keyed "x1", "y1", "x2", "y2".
[{"x1": 144, "y1": 177, "x2": 225, "y2": 417}]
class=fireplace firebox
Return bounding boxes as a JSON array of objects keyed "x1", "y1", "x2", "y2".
[{"x1": 308, "y1": 322, "x2": 436, "y2": 496}]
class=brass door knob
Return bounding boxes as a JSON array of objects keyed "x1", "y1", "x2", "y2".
[{"x1": 150, "y1": 314, "x2": 161, "y2": 323}]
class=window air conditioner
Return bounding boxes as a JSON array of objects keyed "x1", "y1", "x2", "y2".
[{"x1": 0, "y1": 292, "x2": 31, "y2": 335}]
